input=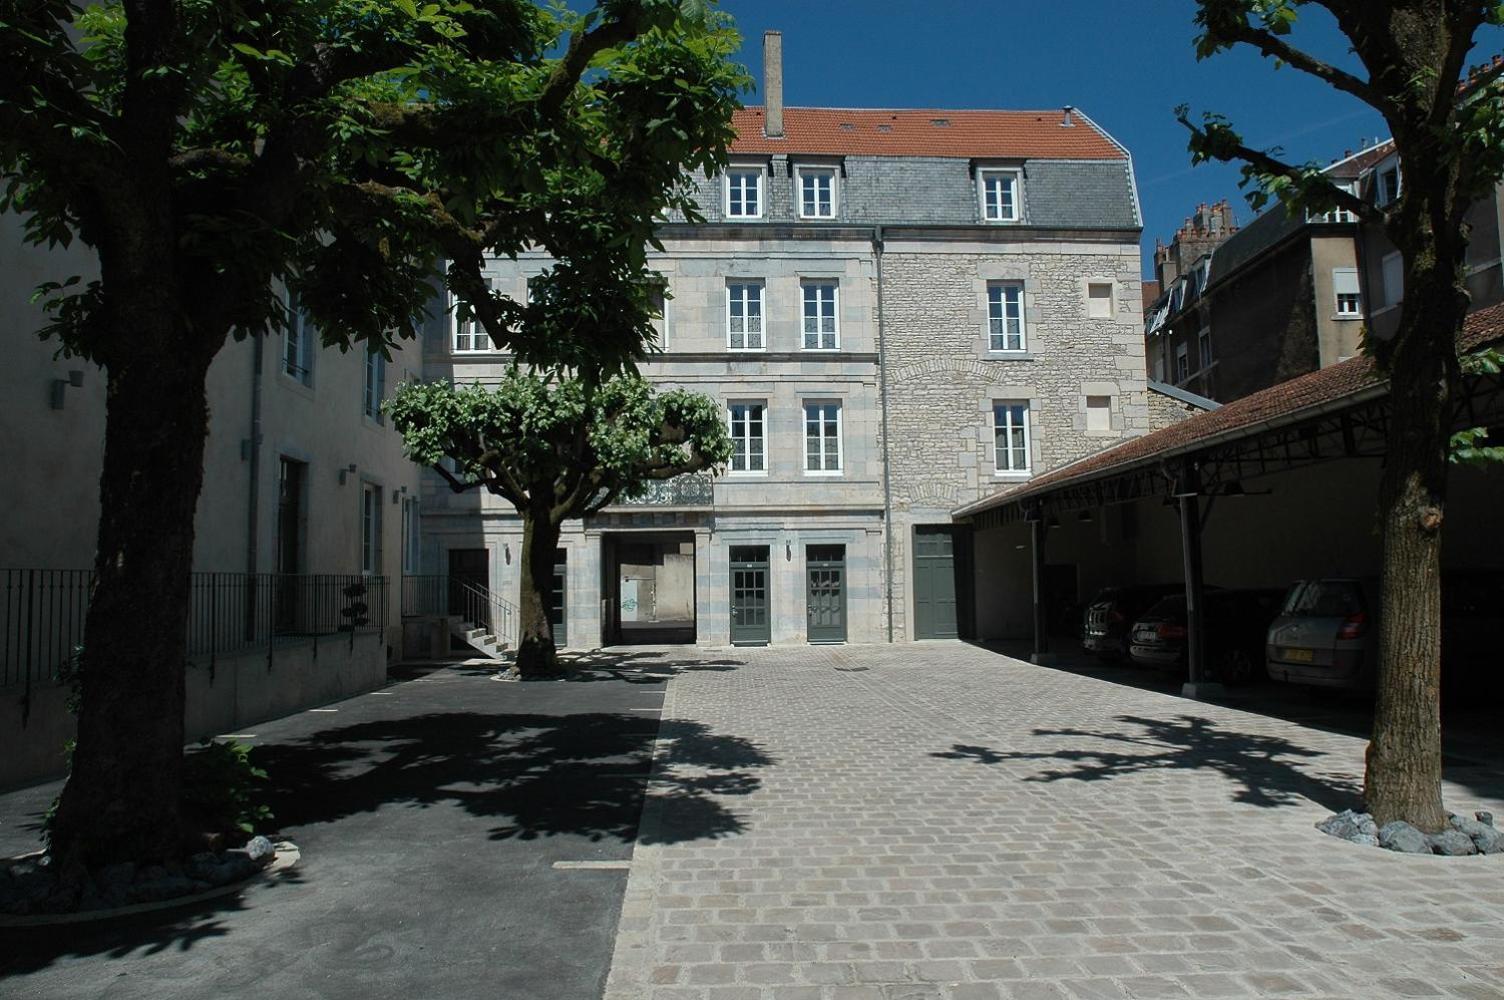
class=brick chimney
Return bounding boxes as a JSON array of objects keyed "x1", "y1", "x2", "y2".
[{"x1": 763, "y1": 31, "x2": 783, "y2": 139}]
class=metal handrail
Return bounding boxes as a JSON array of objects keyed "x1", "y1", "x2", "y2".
[
  {"x1": 401, "y1": 574, "x2": 518, "y2": 648},
  {"x1": 453, "y1": 579, "x2": 518, "y2": 647}
]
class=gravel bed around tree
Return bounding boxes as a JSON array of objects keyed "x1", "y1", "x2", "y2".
[{"x1": 1317, "y1": 808, "x2": 1503, "y2": 856}]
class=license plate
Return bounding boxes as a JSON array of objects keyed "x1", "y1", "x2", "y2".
[{"x1": 1284, "y1": 648, "x2": 1315, "y2": 663}]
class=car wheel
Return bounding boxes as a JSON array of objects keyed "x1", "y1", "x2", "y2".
[{"x1": 1216, "y1": 647, "x2": 1254, "y2": 684}]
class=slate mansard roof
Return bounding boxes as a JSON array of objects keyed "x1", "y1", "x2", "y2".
[{"x1": 671, "y1": 106, "x2": 1142, "y2": 231}]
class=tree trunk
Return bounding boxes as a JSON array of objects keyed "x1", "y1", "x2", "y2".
[
  {"x1": 1363, "y1": 262, "x2": 1461, "y2": 833},
  {"x1": 514, "y1": 509, "x2": 563, "y2": 678},
  {"x1": 48, "y1": 348, "x2": 214, "y2": 872}
]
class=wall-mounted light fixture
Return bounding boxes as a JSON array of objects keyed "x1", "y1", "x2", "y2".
[
  {"x1": 785, "y1": 540, "x2": 792, "y2": 561},
  {"x1": 504, "y1": 543, "x2": 511, "y2": 565},
  {"x1": 48, "y1": 370, "x2": 86, "y2": 410},
  {"x1": 338, "y1": 462, "x2": 358, "y2": 485}
]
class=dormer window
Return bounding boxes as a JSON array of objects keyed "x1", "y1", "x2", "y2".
[
  {"x1": 796, "y1": 165, "x2": 838, "y2": 219},
  {"x1": 725, "y1": 165, "x2": 765, "y2": 219},
  {"x1": 979, "y1": 168, "x2": 1021, "y2": 223},
  {"x1": 1376, "y1": 164, "x2": 1401, "y2": 207}
]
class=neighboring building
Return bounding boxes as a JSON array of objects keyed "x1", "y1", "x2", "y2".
[
  {"x1": 418, "y1": 33, "x2": 1161, "y2": 648},
  {"x1": 1145, "y1": 144, "x2": 1391, "y2": 403},
  {"x1": 1358, "y1": 143, "x2": 1504, "y2": 341},
  {"x1": 0, "y1": 210, "x2": 423, "y2": 785}
]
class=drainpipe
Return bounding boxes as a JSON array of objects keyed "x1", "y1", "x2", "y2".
[
  {"x1": 246, "y1": 331, "x2": 265, "y2": 579},
  {"x1": 875, "y1": 226, "x2": 895, "y2": 643}
]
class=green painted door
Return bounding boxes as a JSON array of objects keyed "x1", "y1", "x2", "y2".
[
  {"x1": 806, "y1": 544, "x2": 847, "y2": 643},
  {"x1": 550, "y1": 549, "x2": 567, "y2": 648},
  {"x1": 729, "y1": 545, "x2": 771, "y2": 645},
  {"x1": 913, "y1": 527, "x2": 958, "y2": 639}
]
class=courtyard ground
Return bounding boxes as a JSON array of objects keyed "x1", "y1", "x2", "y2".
[{"x1": 1, "y1": 643, "x2": 1501, "y2": 999}]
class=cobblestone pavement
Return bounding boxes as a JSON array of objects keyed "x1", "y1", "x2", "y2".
[{"x1": 603, "y1": 642, "x2": 1504, "y2": 1000}]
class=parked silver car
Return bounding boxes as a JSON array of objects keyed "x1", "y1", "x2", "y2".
[{"x1": 1265, "y1": 578, "x2": 1376, "y2": 690}]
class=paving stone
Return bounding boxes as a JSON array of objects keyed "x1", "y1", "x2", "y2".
[{"x1": 597, "y1": 644, "x2": 1504, "y2": 1000}]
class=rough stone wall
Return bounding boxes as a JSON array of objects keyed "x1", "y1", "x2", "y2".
[
  {"x1": 1147, "y1": 388, "x2": 1203, "y2": 430},
  {"x1": 880, "y1": 241, "x2": 1146, "y2": 640}
]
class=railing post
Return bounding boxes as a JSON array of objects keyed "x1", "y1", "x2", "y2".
[{"x1": 21, "y1": 569, "x2": 35, "y2": 727}]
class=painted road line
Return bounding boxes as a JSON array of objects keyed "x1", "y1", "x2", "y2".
[
  {"x1": 552, "y1": 860, "x2": 631, "y2": 871},
  {"x1": 217, "y1": 734, "x2": 257, "y2": 739},
  {"x1": 307, "y1": 708, "x2": 338, "y2": 713}
]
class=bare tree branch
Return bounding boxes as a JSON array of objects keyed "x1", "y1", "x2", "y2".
[
  {"x1": 1175, "y1": 109, "x2": 1386, "y2": 225},
  {"x1": 1200, "y1": 1, "x2": 1385, "y2": 110}
]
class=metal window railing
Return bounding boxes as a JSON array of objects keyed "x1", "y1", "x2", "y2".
[{"x1": 2, "y1": 569, "x2": 389, "y2": 692}]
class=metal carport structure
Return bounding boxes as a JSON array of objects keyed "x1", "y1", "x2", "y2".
[{"x1": 953, "y1": 302, "x2": 1504, "y2": 696}]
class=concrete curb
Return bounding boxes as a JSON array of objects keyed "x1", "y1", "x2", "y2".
[
  {"x1": 0, "y1": 841, "x2": 300, "y2": 928},
  {"x1": 601, "y1": 676, "x2": 677, "y2": 1000}
]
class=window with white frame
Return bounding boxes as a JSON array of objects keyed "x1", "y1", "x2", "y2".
[
  {"x1": 992, "y1": 402, "x2": 1031, "y2": 475},
  {"x1": 1381, "y1": 252, "x2": 1404, "y2": 308},
  {"x1": 727, "y1": 282, "x2": 764, "y2": 350},
  {"x1": 451, "y1": 280, "x2": 498, "y2": 353},
  {"x1": 1086, "y1": 395, "x2": 1112, "y2": 432},
  {"x1": 1308, "y1": 181, "x2": 1358, "y2": 223},
  {"x1": 283, "y1": 294, "x2": 315, "y2": 386},
  {"x1": 979, "y1": 169, "x2": 1021, "y2": 222},
  {"x1": 361, "y1": 483, "x2": 383, "y2": 575},
  {"x1": 797, "y1": 165, "x2": 837, "y2": 219},
  {"x1": 1333, "y1": 267, "x2": 1362, "y2": 316},
  {"x1": 1175, "y1": 343, "x2": 1190, "y2": 383},
  {"x1": 728, "y1": 402, "x2": 766, "y2": 474},
  {"x1": 363, "y1": 345, "x2": 386, "y2": 422},
  {"x1": 987, "y1": 282, "x2": 1026, "y2": 352},
  {"x1": 802, "y1": 281, "x2": 838, "y2": 350},
  {"x1": 725, "y1": 166, "x2": 764, "y2": 219},
  {"x1": 1197, "y1": 327, "x2": 1213, "y2": 367},
  {"x1": 1376, "y1": 165, "x2": 1401, "y2": 207},
  {"x1": 1086, "y1": 282, "x2": 1114, "y2": 319},
  {"x1": 803, "y1": 402, "x2": 842, "y2": 474}
]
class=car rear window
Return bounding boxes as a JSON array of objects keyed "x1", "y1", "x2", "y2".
[
  {"x1": 1143, "y1": 595, "x2": 1186, "y2": 617},
  {"x1": 1284, "y1": 580, "x2": 1365, "y2": 617}
]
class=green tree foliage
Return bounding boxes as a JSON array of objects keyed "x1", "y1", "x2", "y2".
[
  {"x1": 389, "y1": 373, "x2": 732, "y2": 676},
  {"x1": 1178, "y1": 1, "x2": 1504, "y2": 830},
  {"x1": 0, "y1": 0, "x2": 746, "y2": 876}
]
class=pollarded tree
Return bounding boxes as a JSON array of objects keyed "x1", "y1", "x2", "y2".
[
  {"x1": 0, "y1": 0, "x2": 745, "y2": 875},
  {"x1": 389, "y1": 373, "x2": 732, "y2": 677},
  {"x1": 1180, "y1": 1, "x2": 1504, "y2": 830}
]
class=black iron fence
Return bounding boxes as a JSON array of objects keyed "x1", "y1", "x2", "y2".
[{"x1": 2, "y1": 569, "x2": 390, "y2": 689}]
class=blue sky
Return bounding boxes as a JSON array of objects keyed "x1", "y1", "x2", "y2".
[{"x1": 716, "y1": 1, "x2": 1502, "y2": 278}]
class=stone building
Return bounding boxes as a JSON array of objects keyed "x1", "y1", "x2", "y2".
[
  {"x1": 417, "y1": 33, "x2": 1161, "y2": 648},
  {"x1": 1144, "y1": 144, "x2": 1389, "y2": 403}
]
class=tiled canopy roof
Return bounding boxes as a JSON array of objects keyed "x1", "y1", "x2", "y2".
[
  {"x1": 956, "y1": 300, "x2": 1504, "y2": 519},
  {"x1": 729, "y1": 107, "x2": 1126, "y2": 160}
]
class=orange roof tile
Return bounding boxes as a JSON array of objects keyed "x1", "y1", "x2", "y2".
[
  {"x1": 729, "y1": 107, "x2": 1126, "y2": 160},
  {"x1": 956, "y1": 300, "x2": 1504, "y2": 518}
]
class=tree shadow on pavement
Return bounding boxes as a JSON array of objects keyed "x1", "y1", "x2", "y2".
[
  {"x1": 932, "y1": 713, "x2": 1362, "y2": 812},
  {"x1": 253, "y1": 710, "x2": 772, "y2": 845}
]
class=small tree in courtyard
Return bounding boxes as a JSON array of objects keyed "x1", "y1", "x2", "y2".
[
  {"x1": 1180, "y1": 1, "x2": 1504, "y2": 830},
  {"x1": 389, "y1": 373, "x2": 732, "y2": 677}
]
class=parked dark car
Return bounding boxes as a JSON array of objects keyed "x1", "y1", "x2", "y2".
[
  {"x1": 1081, "y1": 584, "x2": 1182, "y2": 659},
  {"x1": 1265, "y1": 578, "x2": 1377, "y2": 690},
  {"x1": 1129, "y1": 588, "x2": 1286, "y2": 682},
  {"x1": 1265, "y1": 573, "x2": 1502, "y2": 697}
]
